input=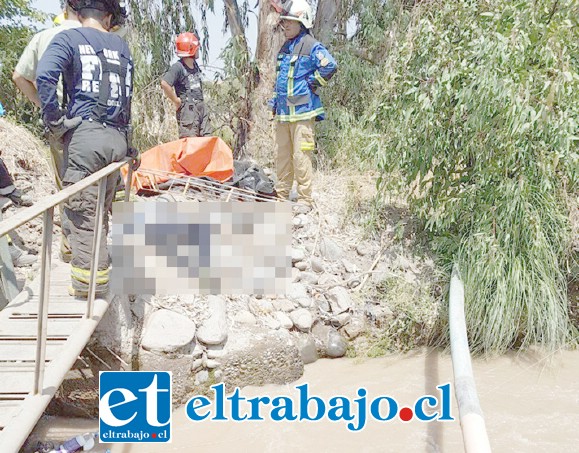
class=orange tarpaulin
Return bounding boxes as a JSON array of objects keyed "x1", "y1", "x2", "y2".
[{"x1": 121, "y1": 136, "x2": 234, "y2": 189}]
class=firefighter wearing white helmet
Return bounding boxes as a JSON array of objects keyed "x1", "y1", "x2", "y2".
[
  {"x1": 271, "y1": 0, "x2": 337, "y2": 211},
  {"x1": 279, "y1": 0, "x2": 314, "y2": 29}
]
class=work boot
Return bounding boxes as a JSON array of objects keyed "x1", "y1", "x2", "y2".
[
  {"x1": 60, "y1": 250, "x2": 72, "y2": 263},
  {"x1": 7, "y1": 189, "x2": 33, "y2": 207},
  {"x1": 8, "y1": 244, "x2": 36, "y2": 267}
]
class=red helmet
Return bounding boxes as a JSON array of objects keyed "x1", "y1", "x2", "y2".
[{"x1": 175, "y1": 32, "x2": 200, "y2": 58}]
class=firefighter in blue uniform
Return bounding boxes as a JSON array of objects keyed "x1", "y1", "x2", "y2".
[
  {"x1": 272, "y1": 0, "x2": 337, "y2": 211},
  {"x1": 36, "y1": 0, "x2": 137, "y2": 297}
]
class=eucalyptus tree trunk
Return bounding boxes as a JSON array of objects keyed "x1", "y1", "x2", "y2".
[
  {"x1": 223, "y1": 0, "x2": 254, "y2": 158},
  {"x1": 313, "y1": 0, "x2": 339, "y2": 43},
  {"x1": 256, "y1": 0, "x2": 285, "y2": 76}
]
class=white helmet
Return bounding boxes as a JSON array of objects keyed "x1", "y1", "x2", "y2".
[{"x1": 280, "y1": 0, "x2": 314, "y2": 30}]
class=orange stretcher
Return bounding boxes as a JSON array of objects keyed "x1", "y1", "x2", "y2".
[{"x1": 121, "y1": 136, "x2": 234, "y2": 189}]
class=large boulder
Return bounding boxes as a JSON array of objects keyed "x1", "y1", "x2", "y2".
[
  {"x1": 139, "y1": 349, "x2": 194, "y2": 405},
  {"x1": 141, "y1": 309, "x2": 196, "y2": 354},
  {"x1": 197, "y1": 296, "x2": 228, "y2": 346},
  {"x1": 220, "y1": 326, "x2": 304, "y2": 390}
]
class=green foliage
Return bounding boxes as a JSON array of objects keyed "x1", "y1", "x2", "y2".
[
  {"x1": 366, "y1": 0, "x2": 578, "y2": 352},
  {"x1": 0, "y1": 0, "x2": 44, "y2": 127},
  {"x1": 366, "y1": 276, "x2": 440, "y2": 355},
  {"x1": 317, "y1": 1, "x2": 409, "y2": 167},
  {"x1": 316, "y1": 48, "x2": 381, "y2": 167},
  {"x1": 216, "y1": 34, "x2": 258, "y2": 156},
  {"x1": 0, "y1": 0, "x2": 43, "y2": 22}
]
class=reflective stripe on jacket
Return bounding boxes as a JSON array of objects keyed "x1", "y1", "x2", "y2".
[{"x1": 273, "y1": 31, "x2": 337, "y2": 123}]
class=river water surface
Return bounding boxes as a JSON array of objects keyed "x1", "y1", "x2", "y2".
[{"x1": 28, "y1": 348, "x2": 579, "y2": 452}]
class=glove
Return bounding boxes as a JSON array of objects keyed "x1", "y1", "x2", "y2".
[
  {"x1": 46, "y1": 114, "x2": 82, "y2": 140},
  {"x1": 127, "y1": 147, "x2": 141, "y2": 171},
  {"x1": 308, "y1": 81, "x2": 319, "y2": 95}
]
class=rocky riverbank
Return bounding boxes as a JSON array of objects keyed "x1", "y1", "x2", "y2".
[
  {"x1": 1, "y1": 117, "x2": 444, "y2": 417},
  {"x1": 46, "y1": 169, "x2": 443, "y2": 414}
]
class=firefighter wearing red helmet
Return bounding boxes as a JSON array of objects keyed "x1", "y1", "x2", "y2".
[{"x1": 161, "y1": 32, "x2": 213, "y2": 138}]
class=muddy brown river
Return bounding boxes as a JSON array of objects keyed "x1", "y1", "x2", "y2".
[{"x1": 27, "y1": 348, "x2": 579, "y2": 452}]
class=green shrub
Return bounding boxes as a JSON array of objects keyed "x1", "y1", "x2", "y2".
[
  {"x1": 368, "y1": 0, "x2": 578, "y2": 352},
  {"x1": 0, "y1": 1, "x2": 44, "y2": 129}
]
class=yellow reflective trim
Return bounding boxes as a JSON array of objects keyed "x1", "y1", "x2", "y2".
[
  {"x1": 277, "y1": 108, "x2": 325, "y2": 122},
  {"x1": 314, "y1": 71, "x2": 328, "y2": 87},
  {"x1": 72, "y1": 266, "x2": 109, "y2": 277},
  {"x1": 288, "y1": 69, "x2": 295, "y2": 97},
  {"x1": 287, "y1": 55, "x2": 298, "y2": 97},
  {"x1": 71, "y1": 266, "x2": 110, "y2": 284},
  {"x1": 72, "y1": 274, "x2": 109, "y2": 285},
  {"x1": 301, "y1": 142, "x2": 315, "y2": 151}
]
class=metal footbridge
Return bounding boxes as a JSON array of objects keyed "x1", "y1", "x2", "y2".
[{"x1": 0, "y1": 161, "x2": 131, "y2": 453}]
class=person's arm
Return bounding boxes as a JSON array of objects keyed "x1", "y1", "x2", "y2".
[
  {"x1": 160, "y1": 79, "x2": 181, "y2": 109},
  {"x1": 13, "y1": 34, "x2": 42, "y2": 107},
  {"x1": 36, "y1": 34, "x2": 72, "y2": 122},
  {"x1": 306, "y1": 43, "x2": 337, "y2": 92},
  {"x1": 12, "y1": 71, "x2": 41, "y2": 107},
  {"x1": 161, "y1": 64, "x2": 182, "y2": 110}
]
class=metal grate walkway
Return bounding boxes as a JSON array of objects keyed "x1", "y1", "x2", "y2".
[{"x1": 0, "y1": 261, "x2": 111, "y2": 453}]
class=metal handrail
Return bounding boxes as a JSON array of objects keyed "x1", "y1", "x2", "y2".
[
  {"x1": 449, "y1": 264, "x2": 492, "y2": 453},
  {"x1": 0, "y1": 159, "x2": 134, "y2": 395},
  {"x1": 0, "y1": 160, "x2": 131, "y2": 238}
]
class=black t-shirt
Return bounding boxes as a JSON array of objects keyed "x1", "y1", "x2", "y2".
[
  {"x1": 162, "y1": 60, "x2": 204, "y2": 102},
  {"x1": 37, "y1": 27, "x2": 133, "y2": 127}
]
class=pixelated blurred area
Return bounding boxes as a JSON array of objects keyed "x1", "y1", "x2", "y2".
[
  {"x1": 111, "y1": 202, "x2": 292, "y2": 295},
  {"x1": 110, "y1": 137, "x2": 301, "y2": 296}
]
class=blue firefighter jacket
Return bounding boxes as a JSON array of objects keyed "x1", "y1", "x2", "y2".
[{"x1": 273, "y1": 31, "x2": 337, "y2": 123}]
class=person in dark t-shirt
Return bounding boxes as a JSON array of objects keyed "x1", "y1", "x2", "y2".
[
  {"x1": 161, "y1": 32, "x2": 212, "y2": 138},
  {"x1": 36, "y1": 0, "x2": 136, "y2": 298}
]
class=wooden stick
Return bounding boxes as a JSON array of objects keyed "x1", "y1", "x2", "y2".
[
  {"x1": 85, "y1": 347, "x2": 112, "y2": 370},
  {"x1": 105, "y1": 346, "x2": 130, "y2": 368},
  {"x1": 313, "y1": 269, "x2": 399, "y2": 290}
]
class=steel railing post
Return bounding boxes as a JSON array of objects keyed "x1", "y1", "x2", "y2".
[
  {"x1": 124, "y1": 164, "x2": 134, "y2": 202},
  {"x1": 33, "y1": 207, "x2": 54, "y2": 395},
  {"x1": 86, "y1": 179, "x2": 106, "y2": 319}
]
